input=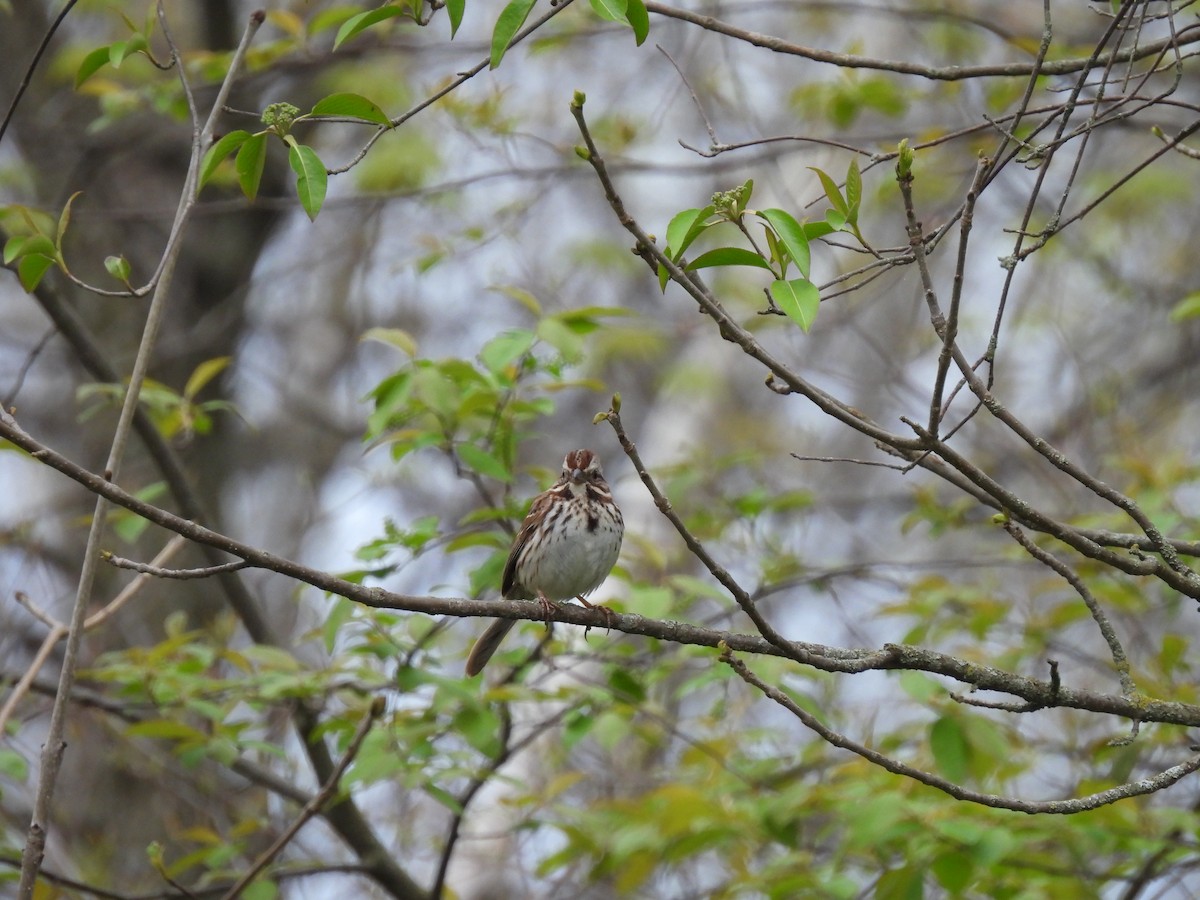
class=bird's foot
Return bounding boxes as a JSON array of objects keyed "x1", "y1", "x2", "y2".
[{"x1": 577, "y1": 595, "x2": 617, "y2": 634}]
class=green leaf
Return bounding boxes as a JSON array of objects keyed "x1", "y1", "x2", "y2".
[
  {"x1": 458, "y1": 444, "x2": 511, "y2": 482},
  {"x1": 333, "y1": 6, "x2": 405, "y2": 50},
  {"x1": 665, "y1": 205, "x2": 715, "y2": 261},
  {"x1": 589, "y1": 0, "x2": 628, "y2": 23},
  {"x1": 608, "y1": 666, "x2": 646, "y2": 703},
  {"x1": 446, "y1": 0, "x2": 466, "y2": 36},
  {"x1": 931, "y1": 852, "x2": 974, "y2": 893},
  {"x1": 361, "y1": 327, "x2": 417, "y2": 356},
  {"x1": 480, "y1": 329, "x2": 535, "y2": 373},
  {"x1": 876, "y1": 865, "x2": 925, "y2": 900},
  {"x1": 686, "y1": 247, "x2": 771, "y2": 271},
  {"x1": 76, "y1": 45, "x2": 113, "y2": 89},
  {"x1": 235, "y1": 133, "x2": 268, "y2": 201},
  {"x1": 802, "y1": 220, "x2": 836, "y2": 241},
  {"x1": 311, "y1": 92, "x2": 392, "y2": 127},
  {"x1": 825, "y1": 209, "x2": 847, "y2": 231},
  {"x1": 184, "y1": 357, "x2": 230, "y2": 400},
  {"x1": 18, "y1": 253, "x2": 55, "y2": 292},
  {"x1": 3, "y1": 235, "x2": 25, "y2": 265},
  {"x1": 930, "y1": 716, "x2": 970, "y2": 783},
  {"x1": 199, "y1": 130, "x2": 252, "y2": 190},
  {"x1": 808, "y1": 166, "x2": 849, "y2": 217},
  {"x1": 12, "y1": 234, "x2": 56, "y2": 261},
  {"x1": 108, "y1": 40, "x2": 129, "y2": 68},
  {"x1": 0, "y1": 748, "x2": 28, "y2": 780},
  {"x1": 536, "y1": 317, "x2": 584, "y2": 362},
  {"x1": 453, "y1": 705, "x2": 503, "y2": 756},
  {"x1": 770, "y1": 278, "x2": 820, "y2": 332},
  {"x1": 845, "y1": 158, "x2": 862, "y2": 225},
  {"x1": 124, "y1": 719, "x2": 208, "y2": 741},
  {"x1": 758, "y1": 208, "x2": 810, "y2": 278},
  {"x1": 625, "y1": 0, "x2": 649, "y2": 44},
  {"x1": 1169, "y1": 291, "x2": 1200, "y2": 321},
  {"x1": 57, "y1": 191, "x2": 81, "y2": 247},
  {"x1": 240, "y1": 879, "x2": 278, "y2": 900},
  {"x1": 491, "y1": 0, "x2": 537, "y2": 69},
  {"x1": 288, "y1": 142, "x2": 328, "y2": 221},
  {"x1": 104, "y1": 255, "x2": 131, "y2": 283}
]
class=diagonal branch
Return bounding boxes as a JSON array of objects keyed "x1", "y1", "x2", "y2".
[{"x1": 721, "y1": 646, "x2": 1200, "y2": 814}]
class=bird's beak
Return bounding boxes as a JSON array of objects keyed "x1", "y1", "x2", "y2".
[{"x1": 571, "y1": 468, "x2": 585, "y2": 482}]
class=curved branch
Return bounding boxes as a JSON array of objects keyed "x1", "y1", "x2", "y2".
[{"x1": 644, "y1": 1, "x2": 1200, "y2": 82}]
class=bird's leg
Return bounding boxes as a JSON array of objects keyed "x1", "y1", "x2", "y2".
[
  {"x1": 576, "y1": 595, "x2": 617, "y2": 633},
  {"x1": 536, "y1": 591, "x2": 557, "y2": 630}
]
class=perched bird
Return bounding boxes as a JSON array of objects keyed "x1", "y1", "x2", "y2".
[{"x1": 465, "y1": 448, "x2": 624, "y2": 676}]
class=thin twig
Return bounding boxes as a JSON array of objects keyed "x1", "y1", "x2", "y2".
[
  {"x1": 220, "y1": 698, "x2": 384, "y2": 899},
  {"x1": 721, "y1": 645, "x2": 1200, "y2": 814},
  {"x1": 102, "y1": 552, "x2": 248, "y2": 580},
  {"x1": 0, "y1": 0, "x2": 82, "y2": 147},
  {"x1": 1003, "y1": 521, "x2": 1138, "y2": 700}
]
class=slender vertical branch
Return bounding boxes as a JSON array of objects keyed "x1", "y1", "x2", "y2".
[{"x1": 16, "y1": 11, "x2": 264, "y2": 897}]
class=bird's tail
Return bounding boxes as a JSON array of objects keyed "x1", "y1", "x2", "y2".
[{"x1": 465, "y1": 619, "x2": 517, "y2": 676}]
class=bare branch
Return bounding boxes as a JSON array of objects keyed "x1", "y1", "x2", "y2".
[{"x1": 722, "y1": 646, "x2": 1200, "y2": 814}]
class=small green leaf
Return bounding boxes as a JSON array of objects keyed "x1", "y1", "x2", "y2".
[
  {"x1": 770, "y1": 278, "x2": 820, "y2": 332},
  {"x1": 825, "y1": 209, "x2": 847, "y2": 231},
  {"x1": 589, "y1": 0, "x2": 628, "y2": 23},
  {"x1": 802, "y1": 220, "x2": 836, "y2": 241},
  {"x1": 333, "y1": 6, "x2": 405, "y2": 50},
  {"x1": 18, "y1": 253, "x2": 55, "y2": 292},
  {"x1": 808, "y1": 166, "x2": 849, "y2": 217},
  {"x1": 76, "y1": 45, "x2": 113, "y2": 89},
  {"x1": 311, "y1": 92, "x2": 392, "y2": 127},
  {"x1": 845, "y1": 158, "x2": 862, "y2": 224},
  {"x1": 625, "y1": 0, "x2": 649, "y2": 44},
  {"x1": 665, "y1": 205, "x2": 715, "y2": 261},
  {"x1": 931, "y1": 852, "x2": 974, "y2": 893},
  {"x1": 0, "y1": 748, "x2": 28, "y2": 781},
  {"x1": 490, "y1": 0, "x2": 537, "y2": 69},
  {"x1": 3, "y1": 235, "x2": 26, "y2": 265},
  {"x1": 1169, "y1": 291, "x2": 1200, "y2": 321},
  {"x1": 235, "y1": 133, "x2": 268, "y2": 201},
  {"x1": 459, "y1": 445, "x2": 511, "y2": 482},
  {"x1": 758, "y1": 208, "x2": 810, "y2": 278},
  {"x1": 446, "y1": 0, "x2": 465, "y2": 36},
  {"x1": 361, "y1": 327, "x2": 417, "y2": 356},
  {"x1": 288, "y1": 143, "x2": 328, "y2": 221},
  {"x1": 686, "y1": 247, "x2": 771, "y2": 271},
  {"x1": 57, "y1": 191, "x2": 82, "y2": 247},
  {"x1": 240, "y1": 879, "x2": 278, "y2": 900},
  {"x1": 492, "y1": 284, "x2": 543, "y2": 316},
  {"x1": 536, "y1": 317, "x2": 584, "y2": 362},
  {"x1": 12, "y1": 234, "x2": 56, "y2": 261},
  {"x1": 608, "y1": 667, "x2": 646, "y2": 703},
  {"x1": 108, "y1": 40, "x2": 129, "y2": 68},
  {"x1": 104, "y1": 255, "x2": 131, "y2": 283},
  {"x1": 199, "y1": 130, "x2": 252, "y2": 190},
  {"x1": 184, "y1": 357, "x2": 230, "y2": 400},
  {"x1": 480, "y1": 329, "x2": 535, "y2": 373},
  {"x1": 930, "y1": 716, "x2": 970, "y2": 783}
]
